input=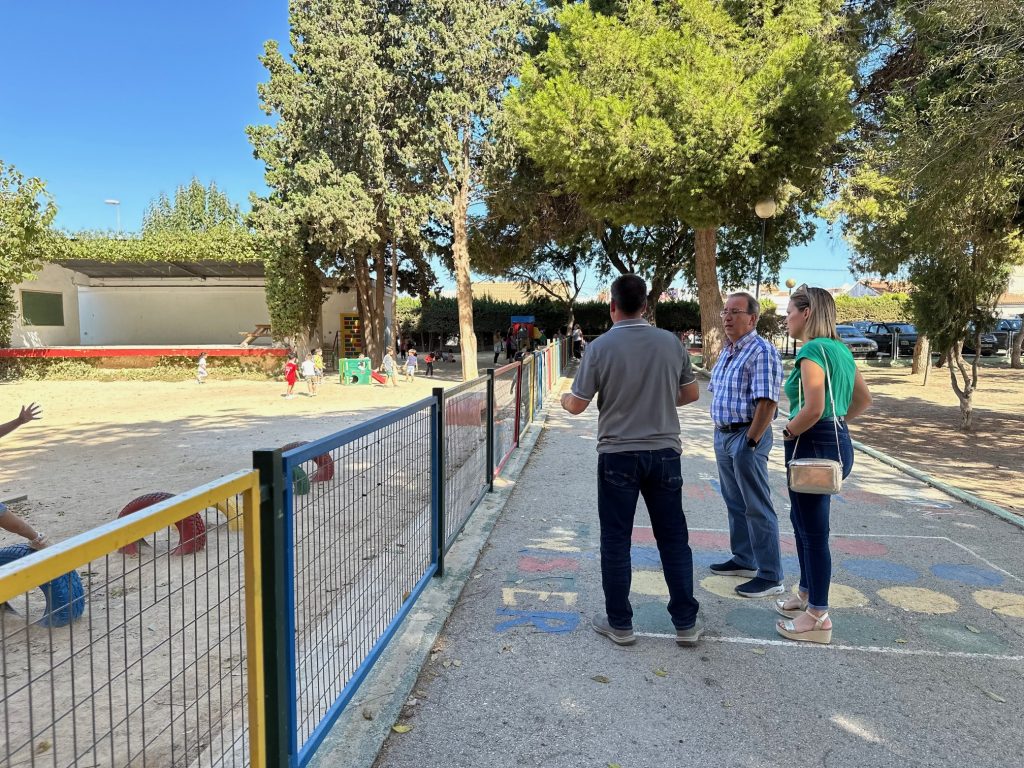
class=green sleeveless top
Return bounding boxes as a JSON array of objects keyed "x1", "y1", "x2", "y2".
[{"x1": 784, "y1": 338, "x2": 856, "y2": 420}]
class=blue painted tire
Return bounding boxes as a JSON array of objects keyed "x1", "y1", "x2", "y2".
[{"x1": 0, "y1": 544, "x2": 86, "y2": 627}]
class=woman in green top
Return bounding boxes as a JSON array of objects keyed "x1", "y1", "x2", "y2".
[{"x1": 776, "y1": 286, "x2": 872, "y2": 644}]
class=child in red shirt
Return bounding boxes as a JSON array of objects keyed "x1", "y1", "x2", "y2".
[
  {"x1": 283, "y1": 354, "x2": 298, "y2": 399},
  {"x1": 424, "y1": 352, "x2": 434, "y2": 377}
]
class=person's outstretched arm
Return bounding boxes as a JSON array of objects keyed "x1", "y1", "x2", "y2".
[{"x1": 0, "y1": 403, "x2": 41, "y2": 441}]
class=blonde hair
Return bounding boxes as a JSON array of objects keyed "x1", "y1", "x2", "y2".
[{"x1": 790, "y1": 285, "x2": 838, "y2": 341}]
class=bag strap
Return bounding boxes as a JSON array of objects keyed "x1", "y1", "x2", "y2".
[{"x1": 793, "y1": 345, "x2": 843, "y2": 469}]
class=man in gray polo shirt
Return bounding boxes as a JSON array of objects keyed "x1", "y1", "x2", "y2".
[{"x1": 560, "y1": 274, "x2": 702, "y2": 647}]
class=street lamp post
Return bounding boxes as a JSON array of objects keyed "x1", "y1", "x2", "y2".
[
  {"x1": 754, "y1": 197, "x2": 777, "y2": 301},
  {"x1": 104, "y1": 199, "x2": 121, "y2": 233}
]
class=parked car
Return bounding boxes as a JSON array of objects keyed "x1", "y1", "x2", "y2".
[
  {"x1": 864, "y1": 322, "x2": 919, "y2": 357},
  {"x1": 962, "y1": 323, "x2": 998, "y2": 356},
  {"x1": 836, "y1": 325, "x2": 879, "y2": 358},
  {"x1": 989, "y1": 317, "x2": 1022, "y2": 354},
  {"x1": 848, "y1": 320, "x2": 873, "y2": 333}
]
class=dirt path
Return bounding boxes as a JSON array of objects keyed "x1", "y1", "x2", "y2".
[{"x1": 845, "y1": 364, "x2": 1024, "y2": 516}]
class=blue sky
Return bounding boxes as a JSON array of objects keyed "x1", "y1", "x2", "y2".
[{"x1": 1, "y1": 1, "x2": 858, "y2": 293}]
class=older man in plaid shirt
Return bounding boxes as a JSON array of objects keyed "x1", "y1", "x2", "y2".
[{"x1": 707, "y1": 292, "x2": 784, "y2": 597}]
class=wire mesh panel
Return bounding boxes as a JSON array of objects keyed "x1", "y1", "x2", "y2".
[
  {"x1": 518, "y1": 355, "x2": 534, "y2": 436},
  {"x1": 443, "y1": 377, "x2": 489, "y2": 550},
  {"x1": 280, "y1": 398, "x2": 435, "y2": 766},
  {"x1": 0, "y1": 471, "x2": 263, "y2": 768},
  {"x1": 493, "y1": 362, "x2": 521, "y2": 475},
  {"x1": 534, "y1": 352, "x2": 546, "y2": 412}
]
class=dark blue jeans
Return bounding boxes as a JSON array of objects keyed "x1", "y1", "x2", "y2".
[
  {"x1": 597, "y1": 448, "x2": 700, "y2": 630},
  {"x1": 784, "y1": 420, "x2": 855, "y2": 610}
]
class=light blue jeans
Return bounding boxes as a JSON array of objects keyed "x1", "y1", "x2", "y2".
[{"x1": 714, "y1": 429, "x2": 783, "y2": 583}]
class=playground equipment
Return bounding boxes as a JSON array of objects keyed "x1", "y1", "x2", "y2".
[
  {"x1": 281, "y1": 441, "x2": 335, "y2": 483},
  {"x1": 341, "y1": 357, "x2": 372, "y2": 385},
  {"x1": 213, "y1": 499, "x2": 244, "y2": 531},
  {"x1": 116, "y1": 492, "x2": 206, "y2": 556},
  {"x1": 0, "y1": 544, "x2": 86, "y2": 627}
]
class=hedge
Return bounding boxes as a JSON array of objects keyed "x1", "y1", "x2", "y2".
[{"x1": 396, "y1": 296, "x2": 702, "y2": 339}]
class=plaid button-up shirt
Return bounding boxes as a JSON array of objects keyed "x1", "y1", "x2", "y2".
[{"x1": 707, "y1": 331, "x2": 783, "y2": 427}]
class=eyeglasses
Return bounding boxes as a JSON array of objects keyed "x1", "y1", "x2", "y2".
[{"x1": 719, "y1": 309, "x2": 752, "y2": 317}]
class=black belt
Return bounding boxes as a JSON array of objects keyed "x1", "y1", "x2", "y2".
[{"x1": 716, "y1": 422, "x2": 752, "y2": 433}]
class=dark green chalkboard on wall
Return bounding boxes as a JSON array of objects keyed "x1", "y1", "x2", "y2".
[{"x1": 21, "y1": 290, "x2": 64, "y2": 327}]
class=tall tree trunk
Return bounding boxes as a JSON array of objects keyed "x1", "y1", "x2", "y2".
[
  {"x1": 694, "y1": 227, "x2": 725, "y2": 369},
  {"x1": 646, "y1": 276, "x2": 666, "y2": 326},
  {"x1": 390, "y1": 231, "x2": 400, "y2": 355},
  {"x1": 353, "y1": 246, "x2": 385, "y2": 366},
  {"x1": 452, "y1": 143, "x2": 479, "y2": 381},
  {"x1": 947, "y1": 345, "x2": 978, "y2": 432},
  {"x1": 911, "y1": 335, "x2": 930, "y2": 376}
]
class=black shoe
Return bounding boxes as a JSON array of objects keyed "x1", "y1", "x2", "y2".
[
  {"x1": 735, "y1": 577, "x2": 785, "y2": 598},
  {"x1": 709, "y1": 559, "x2": 757, "y2": 578}
]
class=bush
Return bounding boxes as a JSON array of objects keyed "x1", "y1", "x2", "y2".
[
  {"x1": 834, "y1": 293, "x2": 911, "y2": 323},
  {"x1": 396, "y1": 295, "x2": 702, "y2": 338}
]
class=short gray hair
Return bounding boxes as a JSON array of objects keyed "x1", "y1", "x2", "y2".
[{"x1": 729, "y1": 292, "x2": 760, "y2": 319}]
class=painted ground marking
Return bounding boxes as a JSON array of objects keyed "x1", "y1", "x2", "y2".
[
  {"x1": 877, "y1": 586, "x2": 959, "y2": 614},
  {"x1": 973, "y1": 590, "x2": 1024, "y2": 618},
  {"x1": 930, "y1": 563, "x2": 1004, "y2": 587},
  {"x1": 494, "y1": 609, "x2": 579, "y2": 634},
  {"x1": 632, "y1": 631, "x2": 1024, "y2": 662}
]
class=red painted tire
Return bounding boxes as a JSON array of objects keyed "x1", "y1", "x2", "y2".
[
  {"x1": 281, "y1": 441, "x2": 335, "y2": 483},
  {"x1": 117, "y1": 492, "x2": 207, "y2": 556}
]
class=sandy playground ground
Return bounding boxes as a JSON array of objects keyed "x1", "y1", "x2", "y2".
[{"x1": 0, "y1": 358, "x2": 475, "y2": 545}]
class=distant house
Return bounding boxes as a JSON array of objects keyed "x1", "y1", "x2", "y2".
[
  {"x1": 998, "y1": 266, "x2": 1024, "y2": 318},
  {"x1": 9, "y1": 259, "x2": 391, "y2": 351},
  {"x1": 840, "y1": 279, "x2": 912, "y2": 298}
]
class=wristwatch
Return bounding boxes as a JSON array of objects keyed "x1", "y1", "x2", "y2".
[
  {"x1": 782, "y1": 427, "x2": 795, "y2": 440},
  {"x1": 746, "y1": 436, "x2": 758, "y2": 449}
]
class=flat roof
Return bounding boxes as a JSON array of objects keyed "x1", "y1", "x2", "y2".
[{"x1": 54, "y1": 259, "x2": 265, "y2": 279}]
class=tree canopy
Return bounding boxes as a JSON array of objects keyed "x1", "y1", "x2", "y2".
[
  {"x1": 834, "y1": 0, "x2": 1024, "y2": 428},
  {"x1": 507, "y1": 0, "x2": 855, "y2": 366},
  {"x1": 0, "y1": 160, "x2": 58, "y2": 346}
]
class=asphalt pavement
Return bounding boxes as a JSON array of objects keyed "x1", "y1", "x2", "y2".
[{"x1": 328, "y1": 376, "x2": 1024, "y2": 768}]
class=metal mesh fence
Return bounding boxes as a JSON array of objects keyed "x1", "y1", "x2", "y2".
[
  {"x1": 442, "y1": 377, "x2": 489, "y2": 550},
  {"x1": 518, "y1": 355, "x2": 534, "y2": 438},
  {"x1": 493, "y1": 363, "x2": 520, "y2": 475},
  {"x1": 0, "y1": 471, "x2": 262, "y2": 768},
  {"x1": 280, "y1": 399, "x2": 435, "y2": 764}
]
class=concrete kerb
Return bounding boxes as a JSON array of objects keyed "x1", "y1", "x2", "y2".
[
  {"x1": 308, "y1": 373, "x2": 571, "y2": 768},
  {"x1": 694, "y1": 364, "x2": 1023, "y2": 531}
]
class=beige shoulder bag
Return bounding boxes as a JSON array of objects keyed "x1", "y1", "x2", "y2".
[{"x1": 787, "y1": 352, "x2": 843, "y2": 495}]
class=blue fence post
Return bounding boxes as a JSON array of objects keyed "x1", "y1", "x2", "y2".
[
  {"x1": 252, "y1": 448, "x2": 294, "y2": 768},
  {"x1": 431, "y1": 386, "x2": 446, "y2": 577},
  {"x1": 486, "y1": 368, "x2": 495, "y2": 492}
]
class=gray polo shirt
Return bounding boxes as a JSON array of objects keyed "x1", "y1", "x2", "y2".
[{"x1": 571, "y1": 318, "x2": 696, "y2": 454}]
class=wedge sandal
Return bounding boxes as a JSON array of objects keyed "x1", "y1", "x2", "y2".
[{"x1": 776, "y1": 610, "x2": 832, "y2": 645}]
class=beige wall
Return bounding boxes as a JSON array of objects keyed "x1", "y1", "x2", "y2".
[
  {"x1": 78, "y1": 280, "x2": 270, "y2": 345},
  {"x1": 320, "y1": 288, "x2": 393, "y2": 350},
  {"x1": 11, "y1": 263, "x2": 83, "y2": 347},
  {"x1": 12, "y1": 264, "x2": 395, "y2": 348}
]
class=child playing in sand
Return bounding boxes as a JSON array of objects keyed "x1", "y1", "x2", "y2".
[
  {"x1": 283, "y1": 354, "x2": 299, "y2": 399},
  {"x1": 0, "y1": 404, "x2": 50, "y2": 549},
  {"x1": 313, "y1": 348, "x2": 325, "y2": 386},
  {"x1": 301, "y1": 353, "x2": 318, "y2": 396},
  {"x1": 404, "y1": 349, "x2": 418, "y2": 381}
]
